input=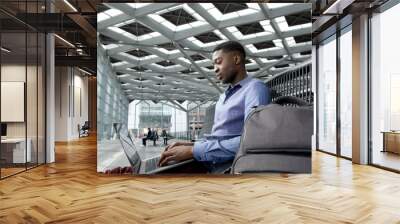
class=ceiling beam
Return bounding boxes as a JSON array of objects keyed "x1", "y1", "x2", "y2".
[{"x1": 259, "y1": 3, "x2": 295, "y2": 60}]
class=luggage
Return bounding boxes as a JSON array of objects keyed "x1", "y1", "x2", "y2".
[{"x1": 231, "y1": 96, "x2": 313, "y2": 174}]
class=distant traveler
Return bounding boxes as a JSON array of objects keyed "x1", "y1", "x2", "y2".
[
  {"x1": 162, "y1": 129, "x2": 168, "y2": 145},
  {"x1": 143, "y1": 128, "x2": 152, "y2": 146},
  {"x1": 159, "y1": 41, "x2": 271, "y2": 171},
  {"x1": 153, "y1": 129, "x2": 158, "y2": 146}
]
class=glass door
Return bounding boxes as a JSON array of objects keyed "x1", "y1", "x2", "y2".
[{"x1": 317, "y1": 35, "x2": 337, "y2": 154}]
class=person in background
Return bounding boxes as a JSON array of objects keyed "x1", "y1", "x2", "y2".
[
  {"x1": 153, "y1": 128, "x2": 158, "y2": 146},
  {"x1": 143, "y1": 128, "x2": 152, "y2": 146},
  {"x1": 162, "y1": 129, "x2": 168, "y2": 145}
]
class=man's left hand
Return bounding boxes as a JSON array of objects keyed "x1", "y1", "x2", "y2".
[{"x1": 158, "y1": 145, "x2": 193, "y2": 167}]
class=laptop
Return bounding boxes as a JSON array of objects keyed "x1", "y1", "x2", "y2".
[{"x1": 119, "y1": 133, "x2": 193, "y2": 174}]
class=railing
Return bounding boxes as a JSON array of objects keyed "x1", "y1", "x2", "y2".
[
  {"x1": 266, "y1": 62, "x2": 313, "y2": 104},
  {"x1": 169, "y1": 131, "x2": 192, "y2": 141}
]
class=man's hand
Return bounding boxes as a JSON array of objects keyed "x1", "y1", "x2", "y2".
[
  {"x1": 158, "y1": 145, "x2": 194, "y2": 167},
  {"x1": 163, "y1": 141, "x2": 193, "y2": 152}
]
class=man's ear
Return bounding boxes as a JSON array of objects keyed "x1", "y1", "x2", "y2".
[{"x1": 234, "y1": 55, "x2": 241, "y2": 65}]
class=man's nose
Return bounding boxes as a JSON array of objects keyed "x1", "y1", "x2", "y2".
[{"x1": 214, "y1": 67, "x2": 219, "y2": 73}]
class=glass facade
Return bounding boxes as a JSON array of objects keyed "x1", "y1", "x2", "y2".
[
  {"x1": 315, "y1": 1, "x2": 400, "y2": 172},
  {"x1": 0, "y1": 1, "x2": 46, "y2": 179},
  {"x1": 340, "y1": 27, "x2": 352, "y2": 158},
  {"x1": 371, "y1": 3, "x2": 400, "y2": 171},
  {"x1": 138, "y1": 101, "x2": 172, "y2": 136},
  {"x1": 128, "y1": 100, "x2": 215, "y2": 141},
  {"x1": 188, "y1": 102, "x2": 207, "y2": 140},
  {"x1": 317, "y1": 35, "x2": 337, "y2": 154},
  {"x1": 129, "y1": 101, "x2": 184, "y2": 139},
  {"x1": 316, "y1": 24, "x2": 353, "y2": 159}
]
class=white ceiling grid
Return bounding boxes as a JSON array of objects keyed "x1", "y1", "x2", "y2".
[{"x1": 97, "y1": 3, "x2": 312, "y2": 103}]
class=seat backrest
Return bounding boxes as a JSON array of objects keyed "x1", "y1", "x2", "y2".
[
  {"x1": 231, "y1": 96, "x2": 313, "y2": 173},
  {"x1": 241, "y1": 97, "x2": 313, "y2": 151},
  {"x1": 240, "y1": 104, "x2": 313, "y2": 151}
]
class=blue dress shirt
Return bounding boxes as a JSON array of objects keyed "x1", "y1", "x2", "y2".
[{"x1": 192, "y1": 75, "x2": 270, "y2": 164}]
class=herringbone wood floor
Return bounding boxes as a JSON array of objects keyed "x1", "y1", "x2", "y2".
[{"x1": 1, "y1": 135, "x2": 400, "y2": 224}]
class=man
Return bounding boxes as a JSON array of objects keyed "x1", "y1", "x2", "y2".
[
  {"x1": 153, "y1": 128, "x2": 158, "y2": 146},
  {"x1": 158, "y1": 41, "x2": 270, "y2": 171},
  {"x1": 162, "y1": 129, "x2": 168, "y2": 145},
  {"x1": 143, "y1": 128, "x2": 152, "y2": 146}
]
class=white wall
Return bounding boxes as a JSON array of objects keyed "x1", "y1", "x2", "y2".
[
  {"x1": 54, "y1": 67, "x2": 89, "y2": 141},
  {"x1": 1, "y1": 63, "x2": 46, "y2": 164},
  {"x1": 1, "y1": 65, "x2": 26, "y2": 137},
  {"x1": 72, "y1": 73, "x2": 89, "y2": 138},
  {"x1": 1, "y1": 65, "x2": 39, "y2": 137},
  {"x1": 55, "y1": 66, "x2": 68, "y2": 141}
]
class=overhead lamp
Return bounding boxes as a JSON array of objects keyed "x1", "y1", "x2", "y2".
[
  {"x1": 323, "y1": 0, "x2": 354, "y2": 15},
  {"x1": 54, "y1": 34, "x2": 75, "y2": 48},
  {"x1": 1, "y1": 47, "x2": 11, "y2": 53},
  {"x1": 78, "y1": 67, "x2": 92, "y2": 76},
  {"x1": 63, "y1": 0, "x2": 78, "y2": 12},
  {"x1": 76, "y1": 49, "x2": 84, "y2": 55}
]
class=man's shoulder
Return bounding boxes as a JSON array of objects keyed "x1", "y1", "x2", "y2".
[{"x1": 245, "y1": 77, "x2": 268, "y2": 90}]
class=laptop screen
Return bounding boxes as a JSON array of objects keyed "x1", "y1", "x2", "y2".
[{"x1": 120, "y1": 134, "x2": 141, "y2": 173}]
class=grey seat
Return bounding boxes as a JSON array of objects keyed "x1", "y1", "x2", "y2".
[{"x1": 231, "y1": 96, "x2": 313, "y2": 174}]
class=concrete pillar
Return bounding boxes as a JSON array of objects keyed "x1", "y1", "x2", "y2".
[
  {"x1": 45, "y1": 1, "x2": 56, "y2": 163},
  {"x1": 46, "y1": 33, "x2": 55, "y2": 163},
  {"x1": 352, "y1": 14, "x2": 369, "y2": 164}
]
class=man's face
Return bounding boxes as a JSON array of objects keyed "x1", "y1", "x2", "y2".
[{"x1": 212, "y1": 50, "x2": 238, "y2": 84}]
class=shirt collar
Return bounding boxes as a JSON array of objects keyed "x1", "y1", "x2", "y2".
[{"x1": 226, "y1": 75, "x2": 251, "y2": 92}]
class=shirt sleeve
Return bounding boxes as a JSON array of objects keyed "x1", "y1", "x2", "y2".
[
  {"x1": 192, "y1": 136, "x2": 241, "y2": 163},
  {"x1": 244, "y1": 81, "x2": 271, "y2": 119}
]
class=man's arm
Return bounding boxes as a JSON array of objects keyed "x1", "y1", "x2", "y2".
[
  {"x1": 244, "y1": 82, "x2": 270, "y2": 119},
  {"x1": 192, "y1": 136, "x2": 241, "y2": 163},
  {"x1": 158, "y1": 136, "x2": 241, "y2": 166}
]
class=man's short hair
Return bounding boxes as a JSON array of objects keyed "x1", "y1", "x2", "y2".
[{"x1": 213, "y1": 41, "x2": 246, "y2": 61}]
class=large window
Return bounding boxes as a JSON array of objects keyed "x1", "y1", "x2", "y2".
[
  {"x1": 128, "y1": 100, "x2": 187, "y2": 139},
  {"x1": 317, "y1": 26, "x2": 353, "y2": 159},
  {"x1": 371, "y1": 3, "x2": 400, "y2": 171},
  {"x1": 340, "y1": 26, "x2": 352, "y2": 158},
  {"x1": 318, "y1": 35, "x2": 337, "y2": 154}
]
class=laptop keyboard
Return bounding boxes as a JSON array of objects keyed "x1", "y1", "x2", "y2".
[{"x1": 145, "y1": 157, "x2": 160, "y2": 172}]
